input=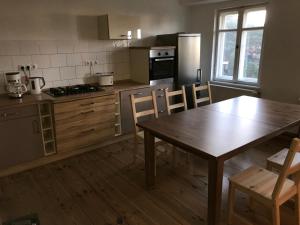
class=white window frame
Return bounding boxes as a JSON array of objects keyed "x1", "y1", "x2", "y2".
[{"x1": 212, "y1": 4, "x2": 267, "y2": 86}]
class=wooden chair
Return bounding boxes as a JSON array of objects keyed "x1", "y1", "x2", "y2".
[
  {"x1": 192, "y1": 81, "x2": 212, "y2": 108},
  {"x1": 267, "y1": 148, "x2": 300, "y2": 174},
  {"x1": 164, "y1": 85, "x2": 187, "y2": 115},
  {"x1": 164, "y1": 86, "x2": 189, "y2": 167},
  {"x1": 130, "y1": 90, "x2": 164, "y2": 164},
  {"x1": 228, "y1": 138, "x2": 300, "y2": 225}
]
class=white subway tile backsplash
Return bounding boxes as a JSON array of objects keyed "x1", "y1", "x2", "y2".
[
  {"x1": 29, "y1": 68, "x2": 43, "y2": 77},
  {"x1": 66, "y1": 54, "x2": 82, "y2": 66},
  {"x1": 19, "y1": 41, "x2": 39, "y2": 55},
  {"x1": 42, "y1": 68, "x2": 61, "y2": 82},
  {"x1": 96, "y1": 52, "x2": 106, "y2": 64},
  {"x1": 37, "y1": 41, "x2": 57, "y2": 54},
  {"x1": 52, "y1": 80, "x2": 69, "y2": 87},
  {"x1": 93, "y1": 64, "x2": 104, "y2": 73},
  {"x1": 0, "y1": 56, "x2": 13, "y2": 71},
  {"x1": 76, "y1": 66, "x2": 90, "y2": 78},
  {"x1": 12, "y1": 56, "x2": 32, "y2": 68},
  {"x1": 68, "y1": 78, "x2": 85, "y2": 86},
  {"x1": 103, "y1": 63, "x2": 114, "y2": 73},
  {"x1": 50, "y1": 54, "x2": 67, "y2": 67},
  {"x1": 32, "y1": 55, "x2": 51, "y2": 69},
  {"x1": 60, "y1": 67, "x2": 76, "y2": 80},
  {"x1": 0, "y1": 40, "x2": 130, "y2": 93}
]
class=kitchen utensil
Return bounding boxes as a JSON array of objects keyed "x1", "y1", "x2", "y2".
[
  {"x1": 29, "y1": 77, "x2": 45, "y2": 95},
  {"x1": 5, "y1": 72, "x2": 27, "y2": 98},
  {"x1": 97, "y1": 72, "x2": 114, "y2": 86}
]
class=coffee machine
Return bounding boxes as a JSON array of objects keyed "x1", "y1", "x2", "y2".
[{"x1": 5, "y1": 72, "x2": 27, "y2": 98}]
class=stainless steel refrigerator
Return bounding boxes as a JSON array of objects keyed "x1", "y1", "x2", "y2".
[{"x1": 156, "y1": 33, "x2": 202, "y2": 108}]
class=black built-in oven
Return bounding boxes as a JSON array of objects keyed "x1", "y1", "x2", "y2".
[{"x1": 149, "y1": 49, "x2": 175, "y2": 81}]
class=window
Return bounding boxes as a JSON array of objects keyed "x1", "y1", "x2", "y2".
[{"x1": 213, "y1": 5, "x2": 267, "y2": 85}]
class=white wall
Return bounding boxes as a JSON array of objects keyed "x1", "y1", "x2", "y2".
[
  {"x1": 0, "y1": 0, "x2": 187, "y2": 41},
  {"x1": 0, "y1": 0, "x2": 188, "y2": 93},
  {"x1": 188, "y1": 0, "x2": 300, "y2": 103}
]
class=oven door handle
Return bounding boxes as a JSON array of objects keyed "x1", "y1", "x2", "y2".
[{"x1": 154, "y1": 58, "x2": 174, "y2": 62}]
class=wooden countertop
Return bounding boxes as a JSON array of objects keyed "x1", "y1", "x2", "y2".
[{"x1": 0, "y1": 80, "x2": 150, "y2": 109}]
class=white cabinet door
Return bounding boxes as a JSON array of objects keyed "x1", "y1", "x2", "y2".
[{"x1": 98, "y1": 15, "x2": 141, "y2": 40}]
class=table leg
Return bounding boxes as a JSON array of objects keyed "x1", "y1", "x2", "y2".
[
  {"x1": 144, "y1": 130, "x2": 156, "y2": 189},
  {"x1": 207, "y1": 158, "x2": 224, "y2": 225}
]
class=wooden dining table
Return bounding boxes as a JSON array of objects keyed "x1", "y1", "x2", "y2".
[{"x1": 137, "y1": 96, "x2": 300, "y2": 225}]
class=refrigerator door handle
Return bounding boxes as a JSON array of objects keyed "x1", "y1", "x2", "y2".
[{"x1": 197, "y1": 69, "x2": 202, "y2": 83}]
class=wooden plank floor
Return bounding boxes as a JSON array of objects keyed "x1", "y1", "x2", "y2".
[{"x1": 0, "y1": 136, "x2": 298, "y2": 225}]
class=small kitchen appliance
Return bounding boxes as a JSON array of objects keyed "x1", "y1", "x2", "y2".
[
  {"x1": 5, "y1": 72, "x2": 27, "y2": 98},
  {"x1": 97, "y1": 72, "x2": 114, "y2": 86},
  {"x1": 29, "y1": 77, "x2": 45, "y2": 95}
]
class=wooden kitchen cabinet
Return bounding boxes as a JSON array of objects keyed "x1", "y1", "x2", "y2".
[
  {"x1": 54, "y1": 94, "x2": 116, "y2": 153},
  {"x1": 0, "y1": 105, "x2": 44, "y2": 170},
  {"x1": 98, "y1": 14, "x2": 141, "y2": 40}
]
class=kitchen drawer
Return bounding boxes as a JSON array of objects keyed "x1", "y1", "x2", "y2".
[
  {"x1": 55, "y1": 103, "x2": 116, "y2": 124},
  {"x1": 56, "y1": 111, "x2": 115, "y2": 135},
  {"x1": 0, "y1": 105, "x2": 38, "y2": 122},
  {"x1": 54, "y1": 94, "x2": 115, "y2": 115},
  {"x1": 56, "y1": 122, "x2": 115, "y2": 152}
]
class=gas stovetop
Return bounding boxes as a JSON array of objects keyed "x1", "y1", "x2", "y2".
[{"x1": 46, "y1": 84, "x2": 103, "y2": 97}]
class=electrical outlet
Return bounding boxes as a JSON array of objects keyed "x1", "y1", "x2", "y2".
[{"x1": 18, "y1": 64, "x2": 38, "y2": 71}]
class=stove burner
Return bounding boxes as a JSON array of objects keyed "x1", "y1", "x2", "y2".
[{"x1": 47, "y1": 84, "x2": 102, "y2": 97}]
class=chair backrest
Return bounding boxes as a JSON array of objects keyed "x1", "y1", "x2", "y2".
[
  {"x1": 192, "y1": 82, "x2": 212, "y2": 108},
  {"x1": 164, "y1": 86, "x2": 187, "y2": 115},
  {"x1": 130, "y1": 90, "x2": 158, "y2": 133},
  {"x1": 272, "y1": 138, "x2": 300, "y2": 200}
]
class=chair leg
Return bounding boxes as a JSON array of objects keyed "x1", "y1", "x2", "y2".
[
  {"x1": 272, "y1": 203, "x2": 280, "y2": 225},
  {"x1": 228, "y1": 182, "x2": 235, "y2": 225}
]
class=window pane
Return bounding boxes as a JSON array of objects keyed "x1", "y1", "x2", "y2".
[
  {"x1": 243, "y1": 8, "x2": 266, "y2": 28},
  {"x1": 238, "y1": 30, "x2": 263, "y2": 83},
  {"x1": 216, "y1": 31, "x2": 237, "y2": 80},
  {"x1": 219, "y1": 12, "x2": 238, "y2": 30}
]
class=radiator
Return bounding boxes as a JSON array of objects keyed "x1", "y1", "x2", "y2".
[{"x1": 210, "y1": 84, "x2": 260, "y2": 103}]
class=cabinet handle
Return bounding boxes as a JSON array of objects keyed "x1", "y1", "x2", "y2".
[
  {"x1": 81, "y1": 110, "x2": 95, "y2": 115},
  {"x1": 157, "y1": 94, "x2": 164, "y2": 98},
  {"x1": 134, "y1": 92, "x2": 143, "y2": 96},
  {"x1": 80, "y1": 102, "x2": 95, "y2": 106},
  {"x1": 159, "y1": 110, "x2": 165, "y2": 113},
  {"x1": 81, "y1": 128, "x2": 96, "y2": 134}
]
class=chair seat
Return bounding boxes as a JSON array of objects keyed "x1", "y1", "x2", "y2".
[
  {"x1": 229, "y1": 166, "x2": 296, "y2": 201},
  {"x1": 267, "y1": 148, "x2": 300, "y2": 168},
  {"x1": 137, "y1": 131, "x2": 162, "y2": 143}
]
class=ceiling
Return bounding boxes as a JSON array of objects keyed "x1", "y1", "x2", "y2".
[{"x1": 179, "y1": 0, "x2": 236, "y2": 5}]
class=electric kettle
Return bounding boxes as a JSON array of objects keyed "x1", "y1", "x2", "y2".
[{"x1": 29, "y1": 77, "x2": 45, "y2": 95}]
